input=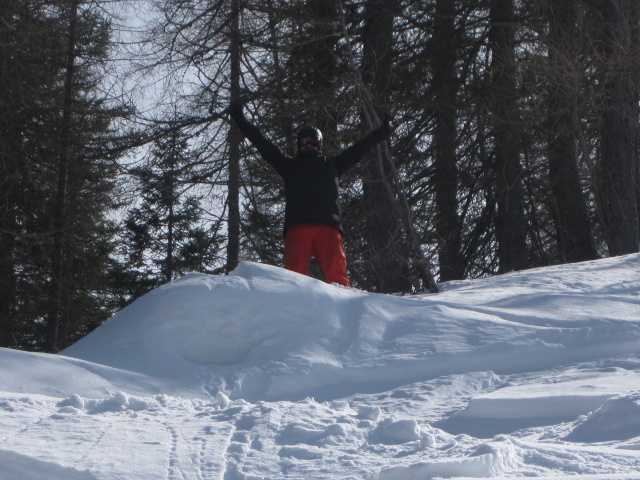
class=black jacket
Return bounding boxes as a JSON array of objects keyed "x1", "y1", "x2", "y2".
[{"x1": 230, "y1": 106, "x2": 392, "y2": 235}]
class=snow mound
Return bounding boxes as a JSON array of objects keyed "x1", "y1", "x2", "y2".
[
  {"x1": 62, "y1": 262, "x2": 358, "y2": 374},
  {"x1": 567, "y1": 393, "x2": 640, "y2": 442},
  {"x1": 57, "y1": 257, "x2": 640, "y2": 402},
  {"x1": 0, "y1": 450, "x2": 98, "y2": 480},
  {"x1": 438, "y1": 369, "x2": 640, "y2": 437},
  {"x1": 2, "y1": 255, "x2": 640, "y2": 479}
]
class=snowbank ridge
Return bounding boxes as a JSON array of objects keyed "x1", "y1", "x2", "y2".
[
  {"x1": 62, "y1": 259, "x2": 640, "y2": 402},
  {"x1": 1, "y1": 254, "x2": 640, "y2": 479}
]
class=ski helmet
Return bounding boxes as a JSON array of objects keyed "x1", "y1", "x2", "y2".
[{"x1": 297, "y1": 125, "x2": 323, "y2": 150}]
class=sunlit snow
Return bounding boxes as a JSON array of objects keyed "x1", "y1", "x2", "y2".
[{"x1": 1, "y1": 255, "x2": 640, "y2": 479}]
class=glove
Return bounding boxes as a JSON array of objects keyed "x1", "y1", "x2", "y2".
[{"x1": 381, "y1": 112, "x2": 395, "y2": 134}]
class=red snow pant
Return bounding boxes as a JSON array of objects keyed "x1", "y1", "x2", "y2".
[{"x1": 284, "y1": 224, "x2": 351, "y2": 287}]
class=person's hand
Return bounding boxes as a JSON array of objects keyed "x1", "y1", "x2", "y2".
[
  {"x1": 382, "y1": 112, "x2": 395, "y2": 134},
  {"x1": 382, "y1": 112, "x2": 396, "y2": 130}
]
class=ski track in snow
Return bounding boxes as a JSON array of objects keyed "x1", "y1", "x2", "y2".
[
  {"x1": 4, "y1": 370, "x2": 640, "y2": 479},
  {"x1": 1, "y1": 255, "x2": 640, "y2": 479}
]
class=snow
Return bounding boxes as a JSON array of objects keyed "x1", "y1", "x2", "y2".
[{"x1": 1, "y1": 255, "x2": 640, "y2": 479}]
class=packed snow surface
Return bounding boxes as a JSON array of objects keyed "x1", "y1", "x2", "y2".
[{"x1": 2, "y1": 255, "x2": 640, "y2": 479}]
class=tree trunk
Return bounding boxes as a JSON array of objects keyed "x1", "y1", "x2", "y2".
[
  {"x1": 360, "y1": 0, "x2": 412, "y2": 293},
  {"x1": 634, "y1": 1, "x2": 640, "y2": 229},
  {"x1": 59, "y1": 166, "x2": 80, "y2": 348},
  {"x1": 600, "y1": 0, "x2": 639, "y2": 255},
  {"x1": 47, "y1": 0, "x2": 79, "y2": 352},
  {"x1": 226, "y1": 0, "x2": 241, "y2": 273},
  {"x1": 488, "y1": 0, "x2": 528, "y2": 273},
  {"x1": 432, "y1": 0, "x2": 464, "y2": 280},
  {"x1": 0, "y1": 208, "x2": 17, "y2": 348},
  {"x1": 0, "y1": 1, "x2": 17, "y2": 348},
  {"x1": 342, "y1": 1, "x2": 438, "y2": 293},
  {"x1": 166, "y1": 176, "x2": 175, "y2": 283},
  {"x1": 546, "y1": 1, "x2": 598, "y2": 263},
  {"x1": 297, "y1": 0, "x2": 340, "y2": 140}
]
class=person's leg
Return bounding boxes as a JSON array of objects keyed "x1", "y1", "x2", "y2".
[
  {"x1": 314, "y1": 226, "x2": 351, "y2": 287},
  {"x1": 284, "y1": 225, "x2": 314, "y2": 276}
]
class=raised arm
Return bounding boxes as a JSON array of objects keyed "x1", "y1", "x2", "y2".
[
  {"x1": 228, "y1": 102, "x2": 287, "y2": 174},
  {"x1": 332, "y1": 114, "x2": 394, "y2": 175}
]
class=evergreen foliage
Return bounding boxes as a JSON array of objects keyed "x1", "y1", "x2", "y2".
[
  {"x1": 1, "y1": 0, "x2": 132, "y2": 350},
  {"x1": 2, "y1": 0, "x2": 639, "y2": 350},
  {"x1": 119, "y1": 130, "x2": 224, "y2": 299}
]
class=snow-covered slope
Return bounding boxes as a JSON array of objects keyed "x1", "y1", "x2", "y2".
[{"x1": 1, "y1": 255, "x2": 640, "y2": 479}]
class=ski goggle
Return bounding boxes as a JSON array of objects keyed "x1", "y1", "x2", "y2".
[{"x1": 298, "y1": 137, "x2": 319, "y2": 147}]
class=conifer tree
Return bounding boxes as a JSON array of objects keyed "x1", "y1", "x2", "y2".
[
  {"x1": 122, "y1": 130, "x2": 223, "y2": 297},
  {"x1": 1, "y1": 0, "x2": 133, "y2": 350},
  {"x1": 599, "y1": 0, "x2": 639, "y2": 255}
]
